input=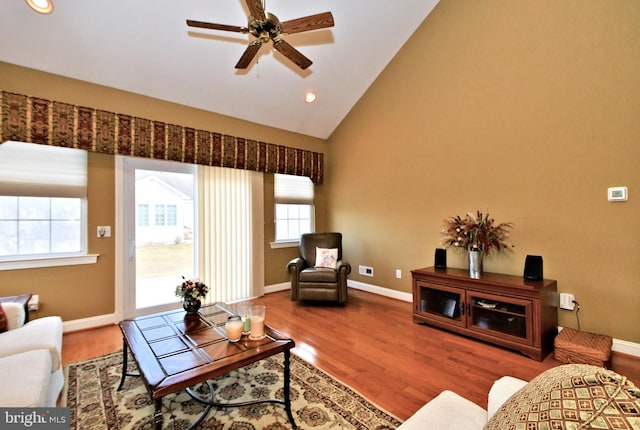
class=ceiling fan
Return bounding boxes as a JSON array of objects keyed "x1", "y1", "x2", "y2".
[{"x1": 186, "y1": 0, "x2": 334, "y2": 70}]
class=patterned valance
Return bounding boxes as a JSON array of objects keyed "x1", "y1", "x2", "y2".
[{"x1": 0, "y1": 91, "x2": 323, "y2": 184}]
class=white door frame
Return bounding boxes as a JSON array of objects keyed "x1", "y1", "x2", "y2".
[{"x1": 115, "y1": 156, "x2": 197, "y2": 319}]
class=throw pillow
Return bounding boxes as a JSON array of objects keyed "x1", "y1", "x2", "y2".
[
  {"x1": 0, "y1": 303, "x2": 7, "y2": 333},
  {"x1": 315, "y1": 247, "x2": 338, "y2": 269},
  {"x1": 484, "y1": 363, "x2": 640, "y2": 430}
]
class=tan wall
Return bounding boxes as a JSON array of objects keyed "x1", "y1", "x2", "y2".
[
  {"x1": 327, "y1": 0, "x2": 640, "y2": 342},
  {"x1": 0, "y1": 61, "x2": 327, "y2": 320}
]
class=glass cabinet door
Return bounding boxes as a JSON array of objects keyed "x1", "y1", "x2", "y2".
[
  {"x1": 416, "y1": 282, "x2": 466, "y2": 328},
  {"x1": 468, "y1": 292, "x2": 533, "y2": 345}
]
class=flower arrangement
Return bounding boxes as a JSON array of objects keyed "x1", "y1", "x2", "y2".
[
  {"x1": 440, "y1": 210, "x2": 514, "y2": 255},
  {"x1": 175, "y1": 278, "x2": 209, "y2": 300}
]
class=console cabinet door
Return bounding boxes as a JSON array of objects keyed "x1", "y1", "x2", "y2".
[
  {"x1": 414, "y1": 281, "x2": 466, "y2": 328},
  {"x1": 467, "y1": 291, "x2": 534, "y2": 346}
]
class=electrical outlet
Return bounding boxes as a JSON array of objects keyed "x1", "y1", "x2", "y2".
[
  {"x1": 396, "y1": 269, "x2": 402, "y2": 279},
  {"x1": 559, "y1": 293, "x2": 575, "y2": 310},
  {"x1": 358, "y1": 265, "x2": 374, "y2": 277}
]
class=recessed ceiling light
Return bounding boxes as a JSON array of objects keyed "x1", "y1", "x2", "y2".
[
  {"x1": 26, "y1": 0, "x2": 53, "y2": 14},
  {"x1": 304, "y1": 91, "x2": 317, "y2": 103}
]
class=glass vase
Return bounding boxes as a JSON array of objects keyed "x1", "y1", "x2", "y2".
[
  {"x1": 468, "y1": 249, "x2": 482, "y2": 279},
  {"x1": 183, "y1": 296, "x2": 201, "y2": 314}
]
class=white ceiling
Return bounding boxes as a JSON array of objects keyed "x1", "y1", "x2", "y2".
[{"x1": 0, "y1": 0, "x2": 439, "y2": 139}]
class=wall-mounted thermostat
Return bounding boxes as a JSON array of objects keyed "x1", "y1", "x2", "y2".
[{"x1": 607, "y1": 186, "x2": 628, "y2": 202}]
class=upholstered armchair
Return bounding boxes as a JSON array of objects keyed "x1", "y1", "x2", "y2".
[{"x1": 287, "y1": 232, "x2": 351, "y2": 303}]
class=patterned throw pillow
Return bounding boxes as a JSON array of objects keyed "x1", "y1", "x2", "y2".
[
  {"x1": 0, "y1": 303, "x2": 8, "y2": 333},
  {"x1": 315, "y1": 247, "x2": 338, "y2": 269},
  {"x1": 485, "y1": 364, "x2": 640, "y2": 430}
]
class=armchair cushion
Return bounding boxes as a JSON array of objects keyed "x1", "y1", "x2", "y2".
[
  {"x1": 300, "y1": 267, "x2": 338, "y2": 283},
  {"x1": 315, "y1": 247, "x2": 338, "y2": 269}
]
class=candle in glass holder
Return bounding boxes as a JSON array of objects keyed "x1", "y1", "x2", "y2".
[
  {"x1": 236, "y1": 302, "x2": 251, "y2": 334},
  {"x1": 249, "y1": 305, "x2": 266, "y2": 340},
  {"x1": 225, "y1": 315, "x2": 243, "y2": 342}
]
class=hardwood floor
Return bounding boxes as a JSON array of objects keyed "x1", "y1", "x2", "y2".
[{"x1": 62, "y1": 288, "x2": 640, "y2": 421}]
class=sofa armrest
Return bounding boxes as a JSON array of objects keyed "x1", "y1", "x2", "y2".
[
  {"x1": 398, "y1": 390, "x2": 487, "y2": 430},
  {"x1": 2, "y1": 302, "x2": 26, "y2": 331},
  {"x1": 487, "y1": 376, "x2": 528, "y2": 419},
  {"x1": 0, "y1": 316, "x2": 63, "y2": 373}
]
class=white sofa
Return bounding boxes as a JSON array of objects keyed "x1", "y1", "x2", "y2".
[
  {"x1": 0, "y1": 302, "x2": 64, "y2": 407},
  {"x1": 397, "y1": 375, "x2": 527, "y2": 429},
  {"x1": 398, "y1": 363, "x2": 640, "y2": 429}
]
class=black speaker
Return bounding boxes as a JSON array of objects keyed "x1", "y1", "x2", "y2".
[
  {"x1": 434, "y1": 248, "x2": 447, "y2": 269},
  {"x1": 523, "y1": 255, "x2": 543, "y2": 280}
]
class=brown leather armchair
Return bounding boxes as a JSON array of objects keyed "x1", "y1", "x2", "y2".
[{"x1": 287, "y1": 232, "x2": 351, "y2": 303}]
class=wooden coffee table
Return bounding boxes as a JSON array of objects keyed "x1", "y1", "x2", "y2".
[{"x1": 118, "y1": 303, "x2": 296, "y2": 430}]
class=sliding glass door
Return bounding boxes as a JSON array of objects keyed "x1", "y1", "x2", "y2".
[{"x1": 122, "y1": 157, "x2": 197, "y2": 318}]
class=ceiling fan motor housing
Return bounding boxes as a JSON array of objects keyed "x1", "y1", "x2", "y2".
[{"x1": 248, "y1": 12, "x2": 282, "y2": 42}]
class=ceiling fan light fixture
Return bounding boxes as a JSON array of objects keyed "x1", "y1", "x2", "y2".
[
  {"x1": 26, "y1": 0, "x2": 53, "y2": 14},
  {"x1": 305, "y1": 91, "x2": 317, "y2": 103}
]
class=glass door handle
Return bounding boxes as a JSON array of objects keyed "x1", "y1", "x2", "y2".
[{"x1": 128, "y1": 238, "x2": 135, "y2": 260}]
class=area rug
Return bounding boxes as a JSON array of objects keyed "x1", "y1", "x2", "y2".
[{"x1": 62, "y1": 351, "x2": 402, "y2": 430}]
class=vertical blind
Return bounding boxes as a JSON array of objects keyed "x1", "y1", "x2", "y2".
[
  {"x1": 198, "y1": 166, "x2": 264, "y2": 303},
  {"x1": 0, "y1": 141, "x2": 87, "y2": 198}
]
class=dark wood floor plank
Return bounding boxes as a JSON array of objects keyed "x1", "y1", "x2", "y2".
[{"x1": 61, "y1": 288, "x2": 640, "y2": 420}]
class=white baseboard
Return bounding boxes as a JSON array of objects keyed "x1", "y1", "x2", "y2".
[
  {"x1": 62, "y1": 313, "x2": 117, "y2": 333},
  {"x1": 63, "y1": 281, "x2": 640, "y2": 358},
  {"x1": 347, "y1": 280, "x2": 413, "y2": 302},
  {"x1": 610, "y1": 338, "x2": 640, "y2": 357},
  {"x1": 265, "y1": 282, "x2": 290, "y2": 294}
]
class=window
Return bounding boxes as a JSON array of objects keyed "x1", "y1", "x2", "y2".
[
  {"x1": 0, "y1": 141, "x2": 90, "y2": 267},
  {"x1": 137, "y1": 204, "x2": 149, "y2": 226},
  {"x1": 274, "y1": 173, "x2": 314, "y2": 242},
  {"x1": 0, "y1": 196, "x2": 82, "y2": 255},
  {"x1": 154, "y1": 205, "x2": 166, "y2": 226},
  {"x1": 167, "y1": 205, "x2": 177, "y2": 226}
]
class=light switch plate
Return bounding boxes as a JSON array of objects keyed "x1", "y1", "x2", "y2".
[
  {"x1": 607, "y1": 186, "x2": 628, "y2": 202},
  {"x1": 97, "y1": 226, "x2": 112, "y2": 237}
]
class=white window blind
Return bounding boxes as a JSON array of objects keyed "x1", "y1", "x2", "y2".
[
  {"x1": 198, "y1": 166, "x2": 264, "y2": 303},
  {"x1": 274, "y1": 174, "x2": 314, "y2": 204},
  {"x1": 0, "y1": 141, "x2": 87, "y2": 198}
]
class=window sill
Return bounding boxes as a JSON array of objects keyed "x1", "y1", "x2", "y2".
[
  {"x1": 270, "y1": 240, "x2": 299, "y2": 249},
  {"x1": 0, "y1": 254, "x2": 99, "y2": 271}
]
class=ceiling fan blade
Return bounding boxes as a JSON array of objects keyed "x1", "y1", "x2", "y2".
[
  {"x1": 280, "y1": 12, "x2": 334, "y2": 35},
  {"x1": 186, "y1": 19, "x2": 248, "y2": 34},
  {"x1": 245, "y1": 0, "x2": 266, "y2": 21},
  {"x1": 273, "y1": 38, "x2": 312, "y2": 70},
  {"x1": 235, "y1": 41, "x2": 262, "y2": 69}
]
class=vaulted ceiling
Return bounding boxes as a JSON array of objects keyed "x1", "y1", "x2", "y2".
[{"x1": 0, "y1": 1, "x2": 439, "y2": 139}]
